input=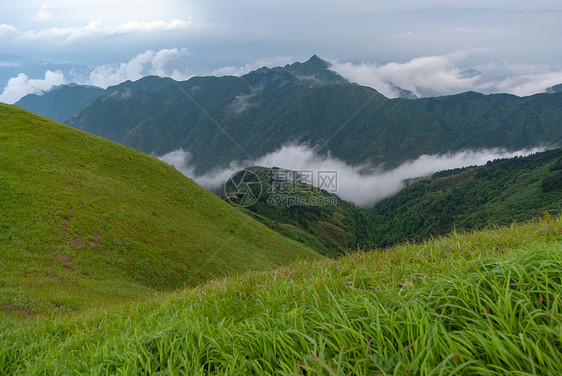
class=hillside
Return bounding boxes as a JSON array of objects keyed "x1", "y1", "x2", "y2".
[
  {"x1": 368, "y1": 148, "x2": 562, "y2": 247},
  {"x1": 15, "y1": 84, "x2": 104, "y2": 123},
  {"x1": 2, "y1": 215, "x2": 561, "y2": 374},
  {"x1": 547, "y1": 83, "x2": 562, "y2": 93},
  {"x1": 15, "y1": 56, "x2": 562, "y2": 174},
  {"x1": 72, "y1": 76, "x2": 562, "y2": 175},
  {"x1": 230, "y1": 150, "x2": 561, "y2": 255},
  {"x1": 219, "y1": 167, "x2": 371, "y2": 257},
  {"x1": 0, "y1": 104, "x2": 321, "y2": 314}
]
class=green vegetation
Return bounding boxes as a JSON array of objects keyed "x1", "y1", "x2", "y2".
[
  {"x1": 1, "y1": 214, "x2": 561, "y2": 374},
  {"x1": 16, "y1": 57, "x2": 562, "y2": 174},
  {"x1": 6, "y1": 57, "x2": 562, "y2": 374},
  {"x1": 221, "y1": 167, "x2": 370, "y2": 257},
  {"x1": 0, "y1": 104, "x2": 321, "y2": 315},
  {"x1": 223, "y1": 150, "x2": 561, "y2": 256},
  {"x1": 368, "y1": 148, "x2": 562, "y2": 247},
  {"x1": 15, "y1": 84, "x2": 104, "y2": 123}
]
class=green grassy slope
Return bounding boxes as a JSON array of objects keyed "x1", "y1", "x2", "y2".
[
  {"x1": 1, "y1": 215, "x2": 560, "y2": 374},
  {"x1": 0, "y1": 104, "x2": 321, "y2": 314}
]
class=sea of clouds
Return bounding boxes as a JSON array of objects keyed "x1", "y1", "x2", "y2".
[{"x1": 158, "y1": 143, "x2": 545, "y2": 208}]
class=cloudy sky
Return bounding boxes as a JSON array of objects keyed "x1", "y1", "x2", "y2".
[{"x1": 1, "y1": 0, "x2": 562, "y2": 102}]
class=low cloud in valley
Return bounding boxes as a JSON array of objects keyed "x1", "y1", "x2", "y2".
[{"x1": 159, "y1": 144, "x2": 545, "y2": 208}]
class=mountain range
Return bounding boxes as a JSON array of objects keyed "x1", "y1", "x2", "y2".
[
  {"x1": 3, "y1": 54, "x2": 562, "y2": 375},
  {"x1": 16, "y1": 56, "x2": 562, "y2": 175}
]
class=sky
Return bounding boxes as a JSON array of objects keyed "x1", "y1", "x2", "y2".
[{"x1": 1, "y1": 0, "x2": 562, "y2": 103}]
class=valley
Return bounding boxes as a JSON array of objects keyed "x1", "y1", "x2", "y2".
[{"x1": 2, "y1": 54, "x2": 562, "y2": 375}]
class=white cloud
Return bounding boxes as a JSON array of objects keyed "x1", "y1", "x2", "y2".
[
  {"x1": 20, "y1": 18, "x2": 193, "y2": 43},
  {"x1": 22, "y1": 20, "x2": 111, "y2": 43},
  {"x1": 0, "y1": 24, "x2": 18, "y2": 40},
  {"x1": 229, "y1": 91, "x2": 258, "y2": 114},
  {"x1": 35, "y1": 4, "x2": 53, "y2": 21},
  {"x1": 159, "y1": 144, "x2": 545, "y2": 208},
  {"x1": 0, "y1": 70, "x2": 65, "y2": 104},
  {"x1": 168, "y1": 68, "x2": 192, "y2": 81},
  {"x1": 117, "y1": 18, "x2": 192, "y2": 31},
  {"x1": 494, "y1": 69, "x2": 562, "y2": 96},
  {"x1": 151, "y1": 48, "x2": 189, "y2": 74},
  {"x1": 331, "y1": 51, "x2": 562, "y2": 97},
  {"x1": 88, "y1": 50, "x2": 153, "y2": 88},
  {"x1": 330, "y1": 51, "x2": 481, "y2": 98},
  {"x1": 88, "y1": 47, "x2": 188, "y2": 88},
  {"x1": 0, "y1": 61, "x2": 20, "y2": 68}
]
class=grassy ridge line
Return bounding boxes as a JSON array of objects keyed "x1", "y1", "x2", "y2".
[
  {"x1": 1, "y1": 215, "x2": 561, "y2": 374},
  {"x1": 0, "y1": 103, "x2": 321, "y2": 314}
]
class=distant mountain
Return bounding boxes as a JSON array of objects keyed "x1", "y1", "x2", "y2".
[
  {"x1": 230, "y1": 149, "x2": 562, "y2": 254},
  {"x1": 0, "y1": 103, "x2": 321, "y2": 313},
  {"x1": 18, "y1": 56, "x2": 562, "y2": 175},
  {"x1": 547, "y1": 83, "x2": 562, "y2": 94},
  {"x1": 282, "y1": 54, "x2": 349, "y2": 86},
  {"x1": 15, "y1": 84, "x2": 104, "y2": 123}
]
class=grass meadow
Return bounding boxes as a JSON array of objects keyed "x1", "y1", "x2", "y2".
[{"x1": 1, "y1": 214, "x2": 561, "y2": 375}]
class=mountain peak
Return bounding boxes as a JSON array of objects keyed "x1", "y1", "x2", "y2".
[
  {"x1": 284, "y1": 55, "x2": 330, "y2": 75},
  {"x1": 281, "y1": 55, "x2": 347, "y2": 86},
  {"x1": 305, "y1": 55, "x2": 330, "y2": 69}
]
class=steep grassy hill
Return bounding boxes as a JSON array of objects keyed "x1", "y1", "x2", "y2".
[
  {"x1": 0, "y1": 104, "x2": 321, "y2": 314},
  {"x1": 2, "y1": 215, "x2": 560, "y2": 374}
]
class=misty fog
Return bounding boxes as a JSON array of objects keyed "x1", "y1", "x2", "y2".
[{"x1": 158, "y1": 144, "x2": 545, "y2": 208}]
